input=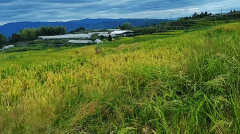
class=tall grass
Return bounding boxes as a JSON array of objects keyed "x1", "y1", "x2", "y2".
[{"x1": 0, "y1": 22, "x2": 240, "y2": 133}]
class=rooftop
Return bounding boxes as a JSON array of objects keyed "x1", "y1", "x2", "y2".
[
  {"x1": 94, "y1": 39, "x2": 103, "y2": 44},
  {"x1": 38, "y1": 34, "x2": 91, "y2": 39},
  {"x1": 68, "y1": 40, "x2": 93, "y2": 44},
  {"x1": 110, "y1": 30, "x2": 134, "y2": 35}
]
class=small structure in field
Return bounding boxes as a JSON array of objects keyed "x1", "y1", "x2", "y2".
[
  {"x1": 94, "y1": 39, "x2": 103, "y2": 44},
  {"x1": 68, "y1": 40, "x2": 93, "y2": 44},
  {"x1": 98, "y1": 33, "x2": 116, "y2": 38},
  {"x1": 2, "y1": 45, "x2": 14, "y2": 50},
  {"x1": 98, "y1": 33, "x2": 109, "y2": 37},
  {"x1": 110, "y1": 30, "x2": 134, "y2": 37}
]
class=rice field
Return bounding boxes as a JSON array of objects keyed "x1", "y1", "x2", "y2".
[
  {"x1": 153, "y1": 30, "x2": 185, "y2": 35},
  {"x1": 1, "y1": 22, "x2": 240, "y2": 133}
]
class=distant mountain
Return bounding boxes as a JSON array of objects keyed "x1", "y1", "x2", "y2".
[{"x1": 0, "y1": 19, "x2": 169, "y2": 38}]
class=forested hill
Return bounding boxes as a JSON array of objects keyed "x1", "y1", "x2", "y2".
[{"x1": 0, "y1": 19, "x2": 169, "y2": 38}]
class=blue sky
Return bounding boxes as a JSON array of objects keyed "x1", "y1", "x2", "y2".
[{"x1": 0, "y1": 0, "x2": 240, "y2": 25}]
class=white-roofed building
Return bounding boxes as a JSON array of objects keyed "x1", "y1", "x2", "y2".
[
  {"x1": 2, "y1": 45, "x2": 14, "y2": 50},
  {"x1": 94, "y1": 39, "x2": 103, "y2": 44},
  {"x1": 38, "y1": 34, "x2": 91, "y2": 40},
  {"x1": 98, "y1": 33, "x2": 117, "y2": 38},
  {"x1": 98, "y1": 33, "x2": 109, "y2": 37},
  {"x1": 110, "y1": 30, "x2": 134, "y2": 37},
  {"x1": 68, "y1": 40, "x2": 93, "y2": 44}
]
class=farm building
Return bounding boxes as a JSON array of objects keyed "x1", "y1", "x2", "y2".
[
  {"x1": 38, "y1": 34, "x2": 91, "y2": 40},
  {"x1": 98, "y1": 33, "x2": 116, "y2": 38},
  {"x1": 110, "y1": 30, "x2": 134, "y2": 37},
  {"x1": 68, "y1": 40, "x2": 93, "y2": 44},
  {"x1": 98, "y1": 33, "x2": 109, "y2": 37},
  {"x1": 2, "y1": 45, "x2": 14, "y2": 50},
  {"x1": 94, "y1": 39, "x2": 103, "y2": 44}
]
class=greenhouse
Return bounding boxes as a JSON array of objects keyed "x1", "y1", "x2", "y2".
[
  {"x1": 67, "y1": 40, "x2": 93, "y2": 44},
  {"x1": 38, "y1": 34, "x2": 91, "y2": 40}
]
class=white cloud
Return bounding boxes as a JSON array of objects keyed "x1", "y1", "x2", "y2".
[{"x1": 0, "y1": 0, "x2": 240, "y2": 25}]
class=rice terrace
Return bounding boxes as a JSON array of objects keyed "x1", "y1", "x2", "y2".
[{"x1": 1, "y1": 0, "x2": 240, "y2": 133}]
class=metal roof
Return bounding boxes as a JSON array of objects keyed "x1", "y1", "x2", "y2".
[
  {"x1": 68, "y1": 40, "x2": 93, "y2": 44},
  {"x1": 94, "y1": 39, "x2": 103, "y2": 44},
  {"x1": 38, "y1": 34, "x2": 91, "y2": 39},
  {"x1": 110, "y1": 30, "x2": 134, "y2": 35},
  {"x1": 2, "y1": 45, "x2": 14, "y2": 50},
  {"x1": 98, "y1": 33, "x2": 109, "y2": 37},
  {"x1": 88, "y1": 32, "x2": 109, "y2": 36}
]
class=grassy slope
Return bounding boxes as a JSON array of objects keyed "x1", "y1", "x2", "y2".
[{"x1": 1, "y1": 23, "x2": 240, "y2": 133}]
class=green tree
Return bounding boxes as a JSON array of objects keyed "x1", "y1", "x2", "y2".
[
  {"x1": 57, "y1": 26, "x2": 67, "y2": 35},
  {"x1": 48, "y1": 26, "x2": 55, "y2": 35},
  {"x1": 160, "y1": 22, "x2": 167, "y2": 26},
  {"x1": 200, "y1": 12, "x2": 205, "y2": 18},
  {"x1": 91, "y1": 34, "x2": 99, "y2": 41},
  {"x1": 117, "y1": 25, "x2": 121, "y2": 29},
  {"x1": 120, "y1": 22, "x2": 132, "y2": 30},
  {"x1": 99, "y1": 35, "x2": 104, "y2": 40},
  {"x1": 0, "y1": 33, "x2": 7, "y2": 49},
  {"x1": 18, "y1": 28, "x2": 36, "y2": 41},
  {"x1": 205, "y1": 11, "x2": 208, "y2": 16},
  {"x1": 36, "y1": 26, "x2": 67, "y2": 37},
  {"x1": 9, "y1": 33, "x2": 20, "y2": 44},
  {"x1": 70, "y1": 27, "x2": 85, "y2": 33},
  {"x1": 108, "y1": 35, "x2": 112, "y2": 41}
]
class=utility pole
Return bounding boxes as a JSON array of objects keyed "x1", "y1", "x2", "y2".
[{"x1": 221, "y1": 8, "x2": 222, "y2": 14}]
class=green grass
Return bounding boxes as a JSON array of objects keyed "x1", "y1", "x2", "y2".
[
  {"x1": 97, "y1": 35, "x2": 174, "y2": 49},
  {"x1": 153, "y1": 30, "x2": 185, "y2": 35},
  {"x1": 1, "y1": 22, "x2": 240, "y2": 133}
]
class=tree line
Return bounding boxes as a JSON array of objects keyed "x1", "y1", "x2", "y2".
[
  {"x1": 118, "y1": 22, "x2": 133, "y2": 30},
  {"x1": 0, "y1": 33, "x2": 8, "y2": 49},
  {"x1": 179, "y1": 9, "x2": 239, "y2": 20},
  {"x1": 69, "y1": 27, "x2": 85, "y2": 33},
  {"x1": 7, "y1": 26, "x2": 67, "y2": 44}
]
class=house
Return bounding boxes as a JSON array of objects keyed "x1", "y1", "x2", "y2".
[
  {"x1": 110, "y1": 30, "x2": 134, "y2": 37},
  {"x1": 94, "y1": 39, "x2": 103, "y2": 44},
  {"x1": 68, "y1": 40, "x2": 93, "y2": 44}
]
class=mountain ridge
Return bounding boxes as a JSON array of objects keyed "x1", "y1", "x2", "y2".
[{"x1": 0, "y1": 19, "x2": 169, "y2": 38}]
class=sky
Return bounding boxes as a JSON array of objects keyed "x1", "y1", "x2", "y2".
[{"x1": 0, "y1": 0, "x2": 240, "y2": 25}]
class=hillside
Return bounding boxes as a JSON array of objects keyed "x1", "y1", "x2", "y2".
[
  {"x1": 1, "y1": 22, "x2": 240, "y2": 133},
  {"x1": 0, "y1": 19, "x2": 169, "y2": 38}
]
